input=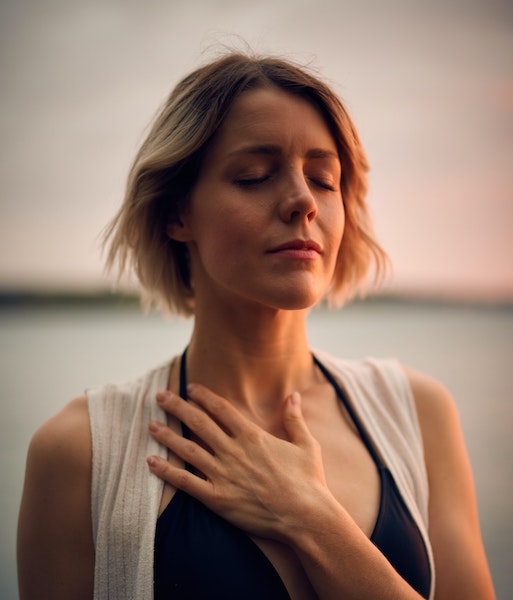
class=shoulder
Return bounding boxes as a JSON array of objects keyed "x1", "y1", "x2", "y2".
[
  {"x1": 28, "y1": 395, "x2": 91, "y2": 476},
  {"x1": 22, "y1": 396, "x2": 92, "y2": 521},
  {"x1": 315, "y1": 350, "x2": 407, "y2": 389},
  {"x1": 401, "y1": 364, "x2": 454, "y2": 414},
  {"x1": 23, "y1": 396, "x2": 92, "y2": 513},
  {"x1": 400, "y1": 365, "x2": 461, "y2": 463},
  {"x1": 315, "y1": 351, "x2": 418, "y2": 419}
]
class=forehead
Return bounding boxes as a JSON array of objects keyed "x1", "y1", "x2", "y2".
[{"x1": 208, "y1": 86, "x2": 338, "y2": 156}]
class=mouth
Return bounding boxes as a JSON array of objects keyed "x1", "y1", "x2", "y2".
[{"x1": 267, "y1": 239, "x2": 322, "y2": 259}]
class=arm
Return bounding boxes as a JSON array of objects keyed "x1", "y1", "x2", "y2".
[
  {"x1": 404, "y1": 367, "x2": 495, "y2": 600},
  {"x1": 148, "y1": 387, "x2": 423, "y2": 599},
  {"x1": 17, "y1": 396, "x2": 94, "y2": 600}
]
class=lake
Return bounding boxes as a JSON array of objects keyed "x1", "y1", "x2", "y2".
[{"x1": 1, "y1": 298, "x2": 512, "y2": 598}]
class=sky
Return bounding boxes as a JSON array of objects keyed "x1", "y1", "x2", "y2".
[{"x1": 1, "y1": 0, "x2": 512, "y2": 300}]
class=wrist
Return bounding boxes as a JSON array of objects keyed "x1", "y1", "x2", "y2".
[
  {"x1": 279, "y1": 492, "x2": 423, "y2": 600},
  {"x1": 278, "y1": 483, "x2": 343, "y2": 549}
]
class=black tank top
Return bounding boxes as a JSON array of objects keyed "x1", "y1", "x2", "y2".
[{"x1": 154, "y1": 352, "x2": 432, "y2": 599}]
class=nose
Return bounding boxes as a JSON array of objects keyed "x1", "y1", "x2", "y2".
[{"x1": 278, "y1": 172, "x2": 318, "y2": 223}]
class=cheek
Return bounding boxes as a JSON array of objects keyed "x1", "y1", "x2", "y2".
[
  {"x1": 194, "y1": 208, "x2": 257, "y2": 266},
  {"x1": 321, "y1": 203, "x2": 345, "y2": 280},
  {"x1": 325, "y1": 200, "x2": 345, "y2": 250}
]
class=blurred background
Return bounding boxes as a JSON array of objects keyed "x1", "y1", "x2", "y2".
[{"x1": 1, "y1": 0, "x2": 512, "y2": 598}]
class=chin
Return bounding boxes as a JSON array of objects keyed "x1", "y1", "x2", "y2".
[
  {"x1": 221, "y1": 276, "x2": 329, "y2": 312},
  {"x1": 266, "y1": 287, "x2": 326, "y2": 311}
]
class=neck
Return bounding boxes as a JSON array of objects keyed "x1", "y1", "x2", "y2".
[{"x1": 183, "y1": 302, "x2": 317, "y2": 420}]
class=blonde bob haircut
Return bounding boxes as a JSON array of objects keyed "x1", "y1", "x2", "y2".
[{"x1": 104, "y1": 51, "x2": 388, "y2": 316}]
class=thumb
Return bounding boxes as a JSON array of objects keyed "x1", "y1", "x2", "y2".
[{"x1": 282, "y1": 392, "x2": 311, "y2": 446}]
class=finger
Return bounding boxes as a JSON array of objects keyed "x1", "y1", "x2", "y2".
[
  {"x1": 148, "y1": 421, "x2": 216, "y2": 474},
  {"x1": 186, "y1": 383, "x2": 251, "y2": 437},
  {"x1": 282, "y1": 392, "x2": 314, "y2": 446},
  {"x1": 147, "y1": 455, "x2": 212, "y2": 501},
  {"x1": 156, "y1": 391, "x2": 228, "y2": 449}
]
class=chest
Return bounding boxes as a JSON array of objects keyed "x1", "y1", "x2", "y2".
[{"x1": 157, "y1": 388, "x2": 382, "y2": 600}]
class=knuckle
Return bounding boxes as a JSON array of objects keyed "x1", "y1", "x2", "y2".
[
  {"x1": 244, "y1": 426, "x2": 263, "y2": 446},
  {"x1": 183, "y1": 439, "x2": 198, "y2": 461},
  {"x1": 188, "y1": 411, "x2": 206, "y2": 433},
  {"x1": 175, "y1": 469, "x2": 190, "y2": 489}
]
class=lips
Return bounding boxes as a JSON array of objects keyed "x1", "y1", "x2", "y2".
[
  {"x1": 267, "y1": 239, "x2": 322, "y2": 261},
  {"x1": 268, "y1": 239, "x2": 322, "y2": 254}
]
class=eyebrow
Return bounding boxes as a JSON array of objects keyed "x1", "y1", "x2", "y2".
[
  {"x1": 306, "y1": 148, "x2": 340, "y2": 160},
  {"x1": 227, "y1": 144, "x2": 339, "y2": 160}
]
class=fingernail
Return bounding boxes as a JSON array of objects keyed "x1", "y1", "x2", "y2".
[
  {"x1": 147, "y1": 456, "x2": 160, "y2": 468},
  {"x1": 156, "y1": 391, "x2": 170, "y2": 404},
  {"x1": 149, "y1": 421, "x2": 161, "y2": 433}
]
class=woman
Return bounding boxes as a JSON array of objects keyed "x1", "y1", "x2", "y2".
[{"x1": 17, "y1": 52, "x2": 495, "y2": 599}]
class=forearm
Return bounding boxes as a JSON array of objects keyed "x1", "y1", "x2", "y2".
[{"x1": 284, "y1": 491, "x2": 423, "y2": 600}]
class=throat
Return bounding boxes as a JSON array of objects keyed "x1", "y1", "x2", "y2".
[{"x1": 178, "y1": 342, "x2": 319, "y2": 421}]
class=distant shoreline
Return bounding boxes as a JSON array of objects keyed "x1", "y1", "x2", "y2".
[
  {"x1": 1, "y1": 289, "x2": 511, "y2": 311},
  {"x1": 0, "y1": 290, "x2": 140, "y2": 309}
]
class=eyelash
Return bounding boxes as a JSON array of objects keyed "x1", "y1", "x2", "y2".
[
  {"x1": 311, "y1": 178, "x2": 336, "y2": 192},
  {"x1": 235, "y1": 175, "x2": 336, "y2": 192},
  {"x1": 235, "y1": 175, "x2": 270, "y2": 187}
]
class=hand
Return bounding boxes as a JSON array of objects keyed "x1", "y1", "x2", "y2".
[{"x1": 147, "y1": 384, "x2": 330, "y2": 541}]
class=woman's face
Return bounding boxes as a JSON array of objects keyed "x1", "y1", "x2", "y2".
[{"x1": 171, "y1": 86, "x2": 345, "y2": 313}]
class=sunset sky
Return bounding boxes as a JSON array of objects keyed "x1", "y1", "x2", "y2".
[{"x1": 1, "y1": 0, "x2": 512, "y2": 300}]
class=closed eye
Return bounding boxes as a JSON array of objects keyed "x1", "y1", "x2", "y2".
[
  {"x1": 309, "y1": 178, "x2": 337, "y2": 192},
  {"x1": 234, "y1": 175, "x2": 270, "y2": 187}
]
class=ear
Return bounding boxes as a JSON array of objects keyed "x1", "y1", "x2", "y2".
[{"x1": 166, "y1": 218, "x2": 194, "y2": 242}]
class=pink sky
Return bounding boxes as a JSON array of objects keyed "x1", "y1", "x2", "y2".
[{"x1": 1, "y1": 0, "x2": 512, "y2": 300}]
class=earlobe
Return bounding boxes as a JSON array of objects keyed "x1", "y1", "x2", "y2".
[{"x1": 166, "y1": 220, "x2": 193, "y2": 242}]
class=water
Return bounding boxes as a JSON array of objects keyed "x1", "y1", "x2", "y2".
[{"x1": 1, "y1": 300, "x2": 512, "y2": 599}]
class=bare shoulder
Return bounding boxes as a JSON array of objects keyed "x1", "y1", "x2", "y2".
[
  {"x1": 28, "y1": 394, "x2": 92, "y2": 474},
  {"x1": 400, "y1": 365, "x2": 496, "y2": 599},
  {"x1": 400, "y1": 365, "x2": 459, "y2": 444},
  {"x1": 18, "y1": 396, "x2": 94, "y2": 599}
]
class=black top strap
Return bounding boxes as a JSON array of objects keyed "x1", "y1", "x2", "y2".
[
  {"x1": 313, "y1": 355, "x2": 385, "y2": 469},
  {"x1": 179, "y1": 348, "x2": 193, "y2": 450}
]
